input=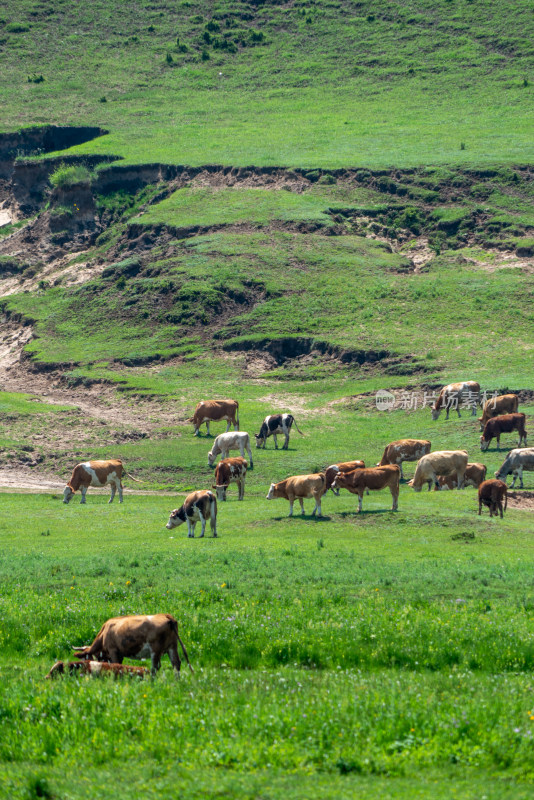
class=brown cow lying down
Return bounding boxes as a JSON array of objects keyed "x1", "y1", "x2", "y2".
[
  {"x1": 325, "y1": 461, "x2": 365, "y2": 495},
  {"x1": 72, "y1": 613, "x2": 193, "y2": 677},
  {"x1": 332, "y1": 465, "x2": 400, "y2": 512},
  {"x1": 436, "y1": 462, "x2": 487, "y2": 490},
  {"x1": 478, "y1": 394, "x2": 519, "y2": 432},
  {"x1": 478, "y1": 479, "x2": 508, "y2": 518},
  {"x1": 46, "y1": 661, "x2": 149, "y2": 679},
  {"x1": 266, "y1": 473, "x2": 326, "y2": 517},
  {"x1": 480, "y1": 413, "x2": 527, "y2": 451}
]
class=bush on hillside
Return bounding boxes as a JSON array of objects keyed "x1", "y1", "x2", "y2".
[{"x1": 49, "y1": 164, "x2": 92, "y2": 189}]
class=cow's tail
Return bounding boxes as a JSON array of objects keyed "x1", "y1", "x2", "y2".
[
  {"x1": 504, "y1": 491, "x2": 508, "y2": 513},
  {"x1": 124, "y1": 471, "x2": 143, "y2": 483},
  {"x1": 177, "y1": 633, "x2": 194, "y2": 674},
  {"x1": 377, "y1": 446, "x2": 389, "y2": 467},
  {"x1": 291, "y1": 416, "x2": 305, "y2": 436},
  {"x1": 167, "y1": 616, "x2": 194, "y2": 674}
]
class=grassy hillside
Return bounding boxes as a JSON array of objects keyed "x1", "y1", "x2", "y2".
[{"x1": 2, "y1": 0, "x2": 534, "y2": 166}]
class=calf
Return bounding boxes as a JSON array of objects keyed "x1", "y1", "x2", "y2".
[
  {"x1": 212, "y1": 457, "x2": 247, "y2": 501},
  {"x1": 431, "y1": 381, "x2": 480, "y2": 420},
  {"x1": 332, "y1": 465, "x2": 400, "y2": 512},
  {"x1": 72, "y1": 613, "x2": 193, "y2": 677},
  {"x1": 377, "y1": 439, "x2": 431, "y2": 480},
  {"x1": 480, "y1": 413, "x2": 527, "y2": 451},
  {"x1": 325, "y1": 461, "x2": 365, "y2": 495},
  {"x1": 437, "y1": 462, "x2": 487, "y2": 490},
  {"x1": 495, "y1": 447, "x2": 534, "y2": 489},
  {"x1": 478, "y1": 479, "x2": 508, "y2": 518},
  {"x1": 166, "y1": 490, "x2": 217, "y2": 537},
  {"x1": 266, "y1": 473, "x2": 326, "y2": 517},
  {"x1": 409, "y1": 450, "x2": 469, "y2": 491},
  {"x1": 254, "y1": 414, "x2": 304, "y2": 450},
  {"x1": 46, "y1": 661, "x2": 149, "y2": 679},
  {"x1": 208, "y1": 431, "x2": 253, "y2": 469},
  {"x1": 63, "y1": 459, "x2": 140, "y2": 504},
  {"x1": 189, "y1": 399, "x2": 239, "y2": 436},
  {"x1": 478, "y1": 394, "x2": 519, "y2": 432}
]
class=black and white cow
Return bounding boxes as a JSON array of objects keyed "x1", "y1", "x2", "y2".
[{"x1": 254, "y1": 414, "x2": 304, "y2": 450}]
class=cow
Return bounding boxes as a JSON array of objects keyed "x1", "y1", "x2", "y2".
[
  {"x1": 431, "y1": 381, "x2": 480, "y2": 420},
  {"x1": 409, "y1": 450, "x2": 469, "y2": 491},
  {"x1": 332, "y1": 465, "x2": 400, "y2": 512},
  {"x1": 324, "y1": 461, "x2": 365, "y2": 495},
  {"x1": 71, "y1": 613, "x2": 193, "y2": 677},
  {"x1": 478, "y1": 394, "x2": 519, "y2": 431},
  {"x1": 437, "y1": 462, "x2": 487, "y2": 490},
  {"x1": 166, "y1": 490, "x2": 217, "y2": 537},
  {"x1": 189, "y1": 399, "x2": 239, "y2": 436},
  {"x1": 63, "y1": 459, "x2": 141, "y2": 504},
  {"x1": 46, "y1": 661, "x2": 149, "y2": 679},
  {"x1": 208, "y1": 431, "x2": 253, "y2": 469},
  {"x1": 377, "y1": 439, "x2": 431, "y2": 480},
  {"x1": 480, "y1": 413, "x2": 527, "y2": 451},
  {"x1": 212, "y1": 457, "x2": 247, "y2": 501},
  {"x1": 495, "y1": 448, "x2": 534, "y2": 489},
  {"x1": 478, "y1": 479, "x2": 508, "y2": 518},
  {"x1": 266, "y1": 473, "x2": 326, "y2": 517},
  {"x1": 254, "y1": 414, "x2": 304, "y2": 450}
]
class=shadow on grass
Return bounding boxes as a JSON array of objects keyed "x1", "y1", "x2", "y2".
[
  {"x1": 336, "y1": 509, "x2": 398, "y2": 517},
  {"x1": 271, "y1": 515, "x2": 332, "y2": 522}
]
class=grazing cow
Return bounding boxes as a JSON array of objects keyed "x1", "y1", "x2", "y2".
[
  {"x1": 266, "y1": 473, "x2": 326, "y2": 517},
  {"x1": 478, "y1": 479, "x2": 508, "y2": 518},
  {"x1": 478, "y1": 394, "x2": 519, "y2": 432},
  {"x1": 189, "y1": 399, "x2": 239, "y2": 436},
  {"x1": 208, "y1": 431, "x2": 253, "y2": 469},
  {"x1": 212, "y1": 457, "x2": 247, "y2": 501},
  {"x1": 46, "y1": 661, "x2": 149, "y2": 679},
  {"x1": 437, "y1": 462, "x2": 487, "y2": 490},
  {"x1": 409, "y1": 450, "x2": 469, "y2": 491},
  {"x1": 72, "y1": 613, "x2": 193, "y2": 677},
  {"x1": 495, "y1": 448, "x2": 534, "y2": 489},
  {"x1": 254, "y1": 414, "x2": 304, "y2": 450},
  {"x1": 63, "y1": 459, "x2": 140, "y2": 504},
  {"x1": 480, "y1": 413, "x2": 527, "y2": 451},
  {"x1": 431, "y1": 381, "x2": 480, "y2": 420},
  {"x1": 324, "y1": 461, "x2": 365, "y2": 495},
  {"x1": 332, "y1": 465, "x2": 400, "y2": 512},
  {"x1": 377, "y1": 439, "x2": 431, "y2": 480},
  {"x1": 166, "y1": 490, "x2": 217, "y2": 537}
]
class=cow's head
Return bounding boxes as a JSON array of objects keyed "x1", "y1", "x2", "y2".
[
  {"x1": 480, "y1": 435, "x2": 490, "y2": 452},
  {"x1": 213, "y1": 483, "x2": 229, "y2": 502},
  {"x1": 166, "y1": 506, "x2": 187, "y2": 529},
  {"x1": 45, "y1": 661, "x2": 65, "y2": 678},
  {"x1": 266, "y1": 483, "x2": 276, "y2": 500},
  {"x1": 63, "y1": 484, "x2": 75, "y2": 504},
  {"x1": 254, "y1": 433, "x2": 266, "y2": 449},
  {"x1": 331, "y1": 473, "x2": 347, "y2": 491},
  {"x1": 431, "y1": 407, "x2": 441, "y2": 421},
  {"x1": 408, "y1": 479, "x2": 422, "y2": 492},
  {"x1": 494, "y1": 470, "x2": 505, "y2": 481},
  {"x1": 207, "y1": 449, "x2": 216, "y2": 468},
  {"x1": 478, "y1": 417, "x2": 485, "y2": 431}
]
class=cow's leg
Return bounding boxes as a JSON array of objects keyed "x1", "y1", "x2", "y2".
[
  {"x1": 168, "y1": 645, "x2": 181, "y2": 676},
  {"x1": 518, "y1": 467, "x2": 524, "y2": 489},
  {"x1": 312, "y1": 494, "x2": 322, "y2": 517},
  {"x1": 456, "y1": 471, "x2": 465, "y2": 490},
  {"x1": 198, "y1": 511, "x2": 206, "y2": 538},
  {"x1": 80, "y1": 485, "x2": 88, "y2": 504},
  {"x1": 187, "y1": 519, "x2": 195, "y2": 538},
  {"x1": 108, "y1": 483, "x2": 116, "y2": 503},
  {"x1": 210, "y1": 501, "x2": 217, "y2": 537},
  {"x1": 118, "y1": 480, "x2": 123, "y2": 503},
  {"x1": 498, "y1": 499, "x2": 503, "y2": 519},
  {"x1": 150, "y1": 652, "x2": 161, "y2": 677},
  {"x1": 246, "y1": 441, "x2": 254, "y2": 470},
  {"x1": 496, "y1": 434, "x2": 501, "y2": 450},
  {"x1": 273, "y1": 434, "x2": 278, "y2": 450},
  {"x1": 288, "y1": 494, "x2": 295, "y2": 517},
  {"x1": 283, "y1": 433, "x2": 289, "y2": 450},
  {"x1": 399, "y1": 462, "x2": 404, "y2": 481},
  {"x1": 206, "y1": 421, "x2": 211, "y2": 437},
  {"x1": 391, "y1": 486, "x2": 399, "y2": 511},
  {"x1": 298, "y1": 497, "x2": 305, "y2": 515},
  {"x1": 478, "y1": 499, "x2": 482, "y2": 515},
  {"x1": 238, "y1": 478, "x2": 244, "y2": 501}
]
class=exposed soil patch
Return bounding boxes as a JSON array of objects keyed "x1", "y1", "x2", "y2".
[{"x1": 507, "y1": 491, "x2": 534, "y2": 511}]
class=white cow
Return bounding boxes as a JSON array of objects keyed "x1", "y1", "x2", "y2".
[
  {"x1": 208, "y1": 432, "x2": 254, "y2": 469},
  {"x1": 495, "y1": 448, "x2": 534, "y2": 488}
]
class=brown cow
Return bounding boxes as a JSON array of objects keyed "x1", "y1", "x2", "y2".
[
  {"x1": 189, "y1": 399, "x2": 239, "y2": 436},
  {"x1": 431, "y1": 381, "x2": 480, "y2": 420},
  {"x1": 478, "y1": 479, "x2": 508, "y2": 518},
  {"x1": 46, "y1": 661, "x2": 149, "y2": 679},
  {"x1": 72, "y1": 613, "x2": 193, "y2": 677},
  {"x1": 266, "y1": 473, "x2": 326, "y2": 517},
  {"x1": 377, "y1": 439, "x2": 431, "y2": 480},
  {"x1": 63, "y1": 459, "x2": 141, "y2": 504},
  {"x1": 480, "y1": 413, "x2": 527, "y2": 451},
  {"x1": 332, "y1": 465, "x2": 400, "y2": 512},
  {"x1": 437, "y1": 462, "x2": 487, "y2": 490},
  {"x1": 325, "y1": 461, "x2": 366, "y2": 495},
  {"x1": 166, "y1": 490, "x2": 217, "y2": 537},
  {"x1": 212, "y1": 457, "x2": 247, "y2": 501},
  {"x1": 478, "y1": 394, "x2": 519, "y2": 431}
]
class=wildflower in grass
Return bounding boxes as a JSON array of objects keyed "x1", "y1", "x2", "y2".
[{"x1": 126, "y1": 580, "x2": 131, "y2": 585}]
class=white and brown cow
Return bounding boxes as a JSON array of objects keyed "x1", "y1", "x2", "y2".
[
  {"x1": 377, "y1": 439, "x2": 431, "y2": 480},
  {"x1": 208, "y1": 431, "x2": 253, "y2": 469},
  {"x1": 63, "y1": 459, "x2": 140, "y2": 504},
  {"x1": 332, "y1": 465, "x2": 400, "y2": 512},
  {"x1": 166, "y1": 490, "x2": 217, "y2": 537},
  {"x1": 324, "y1": 461, "x2": 365, "y2": 495},
  {"x1": 478, "y1": 394, "x2": 519, "y2": 431},
  {"x1": 431, "y1": 381, "x2": 480, "y2": 420},
  {"x1": 409, "y1": 450, "x2": 469, "y2": 491},
  {"x1": 71, "y1": 613, "x2": 193, "y2": 677},
  {"x1": 266, "y1": 473, "x2": 326, "y2": 517},
  {"x1": 437, "y1": 462, "x2": 487, "y2": 490},
  {"x1": 212, "y1": 457, "x2": 247, "y2": 501},
  {"x1": 478, "y1": 479, "x2": 508, "y2": 518},
  {"x1": 495, "y1": 448, "x2": 534, "y2": 488},
  {"x1": 189, "y1": 399, "x2": 239, "y2": 436},
  {"x1": 46, "y1": 661, "x2": 149, "y2": 679},
  {"x1": 254, "y1": 414, "x2": 304, "y2": 450},
  {"x1": 480, "y1": 413, "x2": 527, "y2": 451}
]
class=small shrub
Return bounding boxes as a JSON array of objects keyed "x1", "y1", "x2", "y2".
[
  {"x1": 202, "y1": 31, "x2": 211, "y2": 44},
  {"x1": 201, "y1": 49, "x2": 210, "y2": 60},
  {"x1": 523, "y1": 76, "x2": 529, "y2": 87},
  {"x1": 166, "y1": 51, "x2": 174, "y2": 64},
  {"x1": 460, "y1": 142, "x2": 466, "y2": 150},
  {"x1": 37, "y1": 279, "x2": 50, "y2": 290},
  {"x1": 178, "y1": 43, "x2": 188, "y2": 52},
  {"x1": 99, "y1": 95, "x2": 107, "y2": 103},
  {"x1": 367, "y1": 14, "x2": 375, "y2": 22},
  {"x1": 49, "y1": 163, "x2": 92, "y2": 189},
  {"x1": 6, "y1": 22, "x2": 30, "y2": 32},
  {"x1": 206, "y1": 20, "x2": 220, "y2": 32},
  {"x1": 317, "y1": 173, "x2": 336, "y2": 185},
  {"x1": 147, "y1": 24, "x2": 155, "y2": 32},
  {"x1": 27, "y1": 74, "x2": 44, "y2": 83}
]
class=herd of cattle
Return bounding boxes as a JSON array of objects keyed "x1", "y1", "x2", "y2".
[{"x1": 51, "y1": 384, "x2": 532, "y2": 678}]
